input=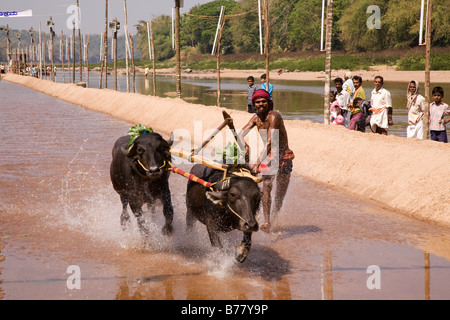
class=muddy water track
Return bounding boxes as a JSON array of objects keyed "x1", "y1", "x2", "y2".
[{"x1": 1, "y1": 80, "x2": 449, "y2": 300}]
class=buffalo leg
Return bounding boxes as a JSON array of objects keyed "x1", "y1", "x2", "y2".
[
  {"x1": 129, "y1": 202, "x2": 150, "y2": 237},
  {"x1": 161, "y1": 187, "x2": 174, "y2": 236},
  {"x1": 185, "y1": 205, "x2": 196, "y2": 232},
  {"x1": 120, "y1": 194, "x2": 130, "y2": 230},
  {"x1": 235, "y1": 232, "x2": 252, "y2": 263},
  {"x1": 206, "y1": 223, "x2": 222, "y2": 248}
]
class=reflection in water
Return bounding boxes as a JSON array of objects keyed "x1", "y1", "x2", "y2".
[
  {"x1": 0, "y1": 242, "x2": 4, "y2": 299},
  {"x1": 424, "y1": 252, "x2": 430, "y2": 300},
  {"x1": 322, "y1": 251, "x2": 333, "y2": 300}
]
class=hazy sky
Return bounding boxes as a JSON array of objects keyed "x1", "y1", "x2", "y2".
[{"x1": 0, "y1": 0, "x2": 212, "y2": 35}]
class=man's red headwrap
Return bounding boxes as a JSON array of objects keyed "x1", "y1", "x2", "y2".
[{"x1": 252, "y1": 89, "x2": 273, "y2": 110}]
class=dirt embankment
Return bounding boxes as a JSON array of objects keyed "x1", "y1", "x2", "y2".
[{"x1": 3, "y1": 73, "x2": 449, "y2": 228}]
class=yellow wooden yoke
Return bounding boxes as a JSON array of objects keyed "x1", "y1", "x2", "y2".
[{"x1": 169, "y1": 148, "x2": 262, "y2": 184}]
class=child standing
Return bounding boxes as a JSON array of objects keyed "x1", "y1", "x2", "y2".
[
  {"x1": 260, "y1": 73, "x2": 273, "y2": 101},
  {"x1": 429, "y1": 87, "x2": 450, "y2": 143},
  {"x1": 246, "y1": 76, "x2": 258, "y2": 113},
  {"x1": 330, "y1": 91, "x2": 344, "y2": 125}
]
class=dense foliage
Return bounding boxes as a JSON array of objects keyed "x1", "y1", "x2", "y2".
[
  {"x1": 1, "y1": 0, "x2": 448, "y2": 66},
  {"x1": 133, "y1": 0, "x2": 448, "y2": 60}
]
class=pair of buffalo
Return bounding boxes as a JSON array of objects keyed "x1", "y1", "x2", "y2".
[{"x1": 110, "y1": 131, "x2": 261, "y2": 262}]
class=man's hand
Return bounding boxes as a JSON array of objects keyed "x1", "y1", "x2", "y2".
[{"x1": 251, "y1": 163, "x2": 260, "y2": 175}]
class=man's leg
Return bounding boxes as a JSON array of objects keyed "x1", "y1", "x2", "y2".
[
  {"x1": 260, "y1": 176, "x2": 274, "y2": 233},
  {"x1": 376, "y1": 127, "x2": 388, "y2": 135},
  {"x1": 274, "y1": 161, "x2": 292, "y2": 214}
]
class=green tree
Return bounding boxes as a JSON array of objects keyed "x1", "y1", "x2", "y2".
[
  {"x1": 287, "y1": 0, "x2": 322, "y2": 51},
  {"x1": 228, "y1": 0, "x2": 261, "y2": 53},
  {"x1": 135, "y1": 15, "x2": 174, "y2": 61},
  {"x1": 337, "y1": 0, "x2": 388, "y2": 52},
  {"x1": 183, "y1": 0, "x2": 237, "y2": 54}
]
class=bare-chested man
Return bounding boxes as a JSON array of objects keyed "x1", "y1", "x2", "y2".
[{"x1": 238, "y1": 89, "x2": 294, "y2": 233}]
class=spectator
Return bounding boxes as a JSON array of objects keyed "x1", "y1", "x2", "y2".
[
  {"x1": 343, "y1": 71, "x2": 355, "y2": 95},
  {"x1": 246, "y1": 76, "x2": 258, "y2": 113},
  {"x1": 429, "y1": 86, "x2": 450, "y2": 143},
  {"x1": 406, "y1": 80, "x2": 425, "y2": 139},
  {"x1": 260, "y1": 73, "x2": 273, "y2": 101},
  {"x1": 369, "y1": 76, "x2": 393, "y2": 135},
  {"x1": 330, "y1": 91, "x2": 344, "y2": 125},
  {"x1": 334, "y1": 77, "x2": 351, "y2": 127}
]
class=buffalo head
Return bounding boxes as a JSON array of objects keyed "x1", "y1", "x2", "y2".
[
  {"x1": 122, "y1": 132, "x2": 173, "y2": 178},
  {"x1": 206, "y1": 176, "x2": 261, "y2": 232}
]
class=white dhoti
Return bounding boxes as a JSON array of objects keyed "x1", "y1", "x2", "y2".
[
  {"x1": 407, "y1": 120, "x2": 423, "y2": 139},
  {"x1": 369, "y1": 107, "x2": 389, "y2": 129}
]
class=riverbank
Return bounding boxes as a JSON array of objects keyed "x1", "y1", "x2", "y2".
[
  {"x1": 3, "y1": 73, "x2": 449, "y2": 228},
  {"x1": 138, "y1": 65, "x2": 450, "y2": 84}
]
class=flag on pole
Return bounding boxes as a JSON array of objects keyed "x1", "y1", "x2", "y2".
[{"x1": 0, "y1": 9, "x2": 32, "y2": 18}]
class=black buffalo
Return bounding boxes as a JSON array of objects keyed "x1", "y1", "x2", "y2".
[
  {"x1": 110, "y1": 132, "x2": 173, "y2": 237},
  {"x1": 186, "y1": 165, "x2": 261, "y2": 262}
]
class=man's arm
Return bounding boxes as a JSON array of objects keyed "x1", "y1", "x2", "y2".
[
  {"x1": 238, "y1": 116, "x2": 257, "y2": 164},
  {"x1": 252, "y1": 113, "x2": 282, "y2": 174}
]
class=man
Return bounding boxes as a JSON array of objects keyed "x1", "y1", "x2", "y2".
[
  {"x1": 347, "y1": 75, "x2": 366, "y2": 114},
  {"x1": 342, "y1": 71, "x2": 355, "y2": 95},
  {"x1": 334, "y1": 77, "x2": 351, "y2": 126},
  {"x1": 238, "y1": 89, "x2": 294, "y2": 233},
  {"x1": 370, "y1": 76, "x2": 393, "y2": 135}
]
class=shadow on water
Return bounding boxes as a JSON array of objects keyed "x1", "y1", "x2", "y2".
[{"x1": 238, "y1": 244, "x2": 291, "y2": 282}]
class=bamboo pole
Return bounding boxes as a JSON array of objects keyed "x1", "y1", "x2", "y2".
[
  {"x1": 49, "y1": 19, "x2": 54, "y2": 82},
  {"x1": 103, "y1": 0, "x2": 108, "y2": 88},
  {"x1": 263, "y1": 0, "x2": 270, "y2": 94},
  {"x1": 175, "y1": 0, "x2": 181, "y2": 98},
  {"x1": 72, "y1": 21, "x2": 76, "y2": 83},
  {"x1": 423, "y1": 0, "x2": 433, "y2": 140},
  {"x1": 123, "y1": 0, "x2": 130, "y2": 93},
  {"x1": 77, "y1": 0, "x2": 82, "y2": 82},
  {"x1": 150, "y1": 20, "x2": 156, "y2": 96},
  {"x1": 323, "y1": 0, "x2": 333, "y2": 124},
  {"x1": 129, "y1": 33, "x2": 136, "y2": 93},
  {"x1": 42, "y1": 33, "x2": 46, "y2": 79},
  {"x1": 86, "y1": 34, "x2": 90, "y2": 88},
  {"x1": 61, "y1": 31, "x2": 65, "y2": 83},
  {"x1": 67, "y1": 37, "x2": 71, "y2": 82},
  {"x1": 38, "y1": 23, "x2": 42, "y2": 79},
  {"x1": 113, "y1": 19, "x2": 118, "y2": 91},
  {"x1": 215, "y1": 7, "x2": 226, "y2": 108}
]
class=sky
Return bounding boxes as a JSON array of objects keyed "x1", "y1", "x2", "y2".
[{"x1": 0, "y1": 0, "x2": 213, "y2": 35}]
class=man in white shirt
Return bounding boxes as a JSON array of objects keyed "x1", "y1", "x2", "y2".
[
  {"x1": 370, "y1": 76, "x2": 393, "y2": 135},
  {"x1": 334, "y1": 77, "x2": 351, "y2": 127}
]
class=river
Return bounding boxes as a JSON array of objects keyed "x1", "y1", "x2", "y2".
[
  {"x1": 52, "y1": 70, "x2": 450, "y2": 138},
  {"x1": 1, "y1": 78, "x2": 449, "y2": 301}
]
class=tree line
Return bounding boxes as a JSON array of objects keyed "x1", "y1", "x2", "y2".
[{"x1": 135, "y1": 0, "x2": 449, "y2": 61}]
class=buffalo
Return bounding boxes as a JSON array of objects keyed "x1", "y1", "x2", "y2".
[
  {"x1": 110, "y1": 132, "x2": 174, "y2": 237},
  {"x1": 186, "y1": 165, "x2": 261, "y2": 262}
]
